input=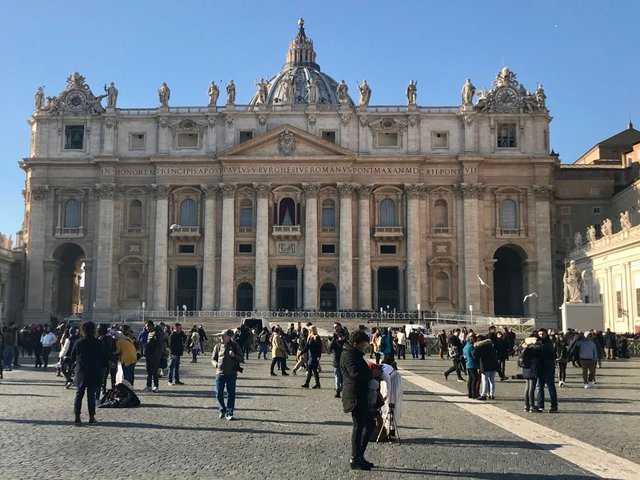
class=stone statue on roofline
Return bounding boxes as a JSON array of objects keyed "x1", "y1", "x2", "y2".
[
  {"x1": 406, "y1": 80, "x2": 417, "y2": 106},
  {"x1": 208, "y1": 81, "x2": 219, "y2": 107},
  {"x1": 226, "y1": 80, "x2": 236, "y2": 104},
  {"x1": 620, "y1": 211, "x2": 632, "y2": 231},
  {"x1": 358, "y1": 79, "x2": 371, "y2": 107},
  {"x1": 462, "y1": 78, "x2": 475, "y2": 106},
  {"x1": 158, "y1": 82, "x2": 170, "y2": 107}
]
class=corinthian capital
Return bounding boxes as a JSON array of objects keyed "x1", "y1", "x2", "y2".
[
  {"x1": 30, "y1": 184, "x2": 50, "y2": 200},
  {"x1": 253, "y1": 182, "x2": 272, "y2": 199},
  {"x1": 151, "y1": 184, "x2": 171, "y2": 199},
  {"x1": 301, "y1": 183, "x2": 320, "y2": 198},
  {"x1": 454, "y1": 182, "x2": 485, "y2": 199},
  {"x1": 337, "y1": 182, "x2": 357, "y2": 198},
  {"x1": 532, "y1": 184, "x2": 553, "y2": 201},
  {"x1": 201, "y1": 184, "x2": 220, "y2": 199},
  {"x1": 94, "y1": 183, "x2": 122, "y2": 199},
  {"x1": 404, "y1": 183, "x2": 425, "y2": 199},
  {"x1": 220, "y1": 183, "x2": 237, "y2": 198},
  {"x1": 356, "y1": 184, "x2": 373, "y2": 198}
]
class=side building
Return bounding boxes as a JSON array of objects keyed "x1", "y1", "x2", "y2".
[{"x1": 20, "y1": 20, "x2": 557, "y2": 325}]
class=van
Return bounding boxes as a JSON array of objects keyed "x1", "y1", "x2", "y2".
[
  {"x1": 404, "y1": 323, "x2": 428, "y2": 338},
  {"x1": 242, "y1": 317, "x2": 270, "y2": 332}
]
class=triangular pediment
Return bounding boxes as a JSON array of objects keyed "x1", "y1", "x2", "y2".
[{"x1": 218, "y1": 124, "x2": 355, "y2": 159}]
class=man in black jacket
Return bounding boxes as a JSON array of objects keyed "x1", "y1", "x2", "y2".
[
  {"x1": 168, "y1": 323, "x2": 186, "y2": 385},
  {"x1": 71, "y1": 321, "x2": 107, "y2": 425},
  {"x1": 329, "y1": 322, "x2": 349, "y2": 398},
  {"x1": 534, "y1": 328, "x2": 558, "y2": 413},
  {"x1": 443, "y1": 330, "x2": 464, "y2": 381}
]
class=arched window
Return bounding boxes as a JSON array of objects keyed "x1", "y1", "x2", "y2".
[
  {"x1": 278, "y1": 197, "x2": 296, "y2": 225},
  {"x1": 239, "y1": 199, "x2": 253, "y2": 228},
  {"x1": 128, "y1": 199, "x2": 142, "y2": 227},
  {"x1": 500, "y1": 199, "x2": 518, "y2": 230},
  {"x1": 321, "y1": 199, "x2": 335, "y2": 228},
  {"x1": 435, "y1": 272, "x2": 450, "y2": 301},
  {"x1": 380, "y1": 198, "x2": 396, "y2": 226},
  {"x1": 434, "y1": 199, "x2": 448, "y2": 228},
  {"x1": 179, "y1": 198, "x2": 197, "y2": 226},
  {"x1": 64, "y1": 199, "x2": 81, "y2": 229},
  {"x1": 126, "y1": 270, "x2": 141, "y2": 299}
]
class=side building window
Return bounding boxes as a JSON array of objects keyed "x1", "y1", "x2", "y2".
[
  {"x1": 497, "y1": 123, "x2": 517, "y2": 148},
  {"x1": 179, "y1": 198, "x2": 198, "y2": 226},
  {"x1": 322, "y1": 199, "x2": 335, "y2": 229},
  {"x1": 380, "y1": 198, "x2": 397, "y2": 226},
  {"x1": 500, "y1": 199, "x2": 518, "y2": 230},
  {"x1": 239, "y1": 199, "x2": 253, "y2": 229},
  {"x1": 433, "y1": 199, "x2": 448, "y2": 232},
  {"x1": 63, "y1": 199, "x2": 81, "y2": 229},
  {"x1": 128, "y1": 199, "x2": 142, "y2": 228}
]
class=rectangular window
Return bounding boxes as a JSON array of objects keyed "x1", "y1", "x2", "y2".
[
  {"x1": 64, "y1": 125, "x2": 84, "y2": 150},
  {"x1": 321, "y1": 131, "x2": 336, "y2": 143},
  {"x1": 177, "y1": 133, "x2": 199, "y2": 148},
  {"x1": 616, "y1": 291, "x2": 623, "y2": 318},
  {"x1": 636, "y1": 288, "x2": 640, "y2": 317},
  {"x1": 129, "y1": 133, "x2": 146, "y2": 150},
  {"x1": 561, "y1": 222, "x2": 571, "y2": 238},
  {"x1": 590, "y1": 187, "x2": 600, "y2": 197},
  {"x1": 321, "y1": 244, "x2": 336, "y2": 254},
  {"x1": 239, "y1": 131, "x2": 254, "y2": 143},
  {"x1": 178, "y1": 244, "x2": 195, "y2": 254},
  {"x1": 239, "y1": 207, "x2": 253, "y2": 228},
  {"x1": 380, "y1": 244, "x2": 396, "y2": 254},
  {"x1": 497, "y1": 123, "x2": 517, "y2": 148},
  {"x1": 431, "y1": 131, "x2": 449, "y2": 149},
  {"x1": 377, "y1": 132, "x2": 398, "y2": 147},
  {"x1": 560, "y1": 206, "x2": 571, "y2": 216},
  {"x1": 238, "y1": 243, "x2": 253, "y2": 253},
  {"x1": 592, "y1": 207, "x2": 601, "y2": 215}
]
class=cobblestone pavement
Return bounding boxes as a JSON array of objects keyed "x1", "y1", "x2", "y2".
[{"x1": 0, "y1": 352, "x2": 637, "y2": 480}]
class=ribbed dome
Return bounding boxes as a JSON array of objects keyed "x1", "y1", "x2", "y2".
[{"x1": 249, "y1": 19, "x2": 354, "y2": 107}]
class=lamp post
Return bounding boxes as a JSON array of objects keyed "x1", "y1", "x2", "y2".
[
  {"x1": 469, "y1": 304, "x2": 473, "y2": 325},
  {"x1": 141, "y1": 301, "x2": 146, "y2": 324}
]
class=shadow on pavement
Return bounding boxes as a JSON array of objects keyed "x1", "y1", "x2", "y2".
[{"x1": 374, "y1": 467, "x2": 599, "y2": 479}]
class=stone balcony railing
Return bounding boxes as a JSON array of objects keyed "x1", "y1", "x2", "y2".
[
  {"x1": 54, "y1": 226, "x2": 84, "y2": 238},
  {"x1": 272, "y1": 225, "x2": 302, "y2": 240},
  {"x1": 169, "y1": 226, "x2": 201, "y2": 238},
  {"x1": 567, "y1": 224, "x2": 640, "y2": 260},
  {"x1": 373, "y1": 225, "x2": 404, "y2": 239}
]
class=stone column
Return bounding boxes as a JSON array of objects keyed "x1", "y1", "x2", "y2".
[
  {"x1": 219, "y1": 183, "x2": 237, "y2": 310},
  {"x1": 201, "y1": 185, "x2": 218, "y2": 310},
  {"x1": 296, "y1": 264, "x2": 303, "y2": 310},
  {"x1": 94, "y1": 183, "x2": 120, "y2": 320},
  {"x1": 270, "y1": 266, "x2": 278, "y2": 309},
  {"x1": 338, "y1": 183, "x2": 356, "y2": 310},
  {"x1": 24, "y1": 185, "x2": 49, "y2": 322},
  {"x1": 532, "y1": 185, "x2": 556, "y2": 326},
  {"x1": 372, "y1": 266, "x2": 379, "y2": 311},
  {"x1": 357, "y1": 185, "x2": 373, "y2": 310},
  {"x1": 405, "y1": 184, "x2": 424, "y2": 311},
  {"x1": 254, "y1": 183, "x2": 271, "y2": 310},
  {"x1": 196, "y1": 265, "x2": 203, "y2": 310},
  {"x1": 82, "y1": 261, "x2": 93, "y2": 318},
  {"x1": 455, "y1": 183, "x2": 484, "y2": 313},
  {"x1": 398, "y1": 267, "x2": 406, "y2": 312},
  {"x1": 302, "y1": 183, "x2": 319, "y2": 310},
  {"x1": 168, "y1": 266, "x2": 177, "y2": 311},
  {"x1": 103, "y1": 117, "x2": 118, "y2": 155},
  {"x1": 152, "y1": 184, "x2": 170, "y2": 310}
]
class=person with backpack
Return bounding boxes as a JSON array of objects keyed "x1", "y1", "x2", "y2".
[
  {"x1": 443, "y1": 329, "x2": 464, "y2": 382},
  {"x1": 71, "y1": 321, "x2": 107, "y2": 425},
  {"x1": 211, "y1": 329, "x2": 244, "y2": 420},
  {"x1": 188, "y1": 326, "x2": 200, "y2": 363},
  {"x1": 378, "y1": 328, "x2": 393, "y2": 364},
  {"x1": 473, "y1": 334, "x2": 499, "y2": 400},
  {"x1": 257, "y1": 327, "x2": 270, "y2": 359},
  {"x1": 144, "y1": 322, "x2": 162, "y2": 393}
]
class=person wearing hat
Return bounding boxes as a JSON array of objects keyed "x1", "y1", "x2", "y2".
[
  {"x1": 578, "y1": 331, "x2": 598, "y2": 388},
  {"x1": 211, "y1": 329, "x2": 244, "y2": 420}
]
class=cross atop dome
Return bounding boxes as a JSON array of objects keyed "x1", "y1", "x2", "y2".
[{"x1": 285, "y1": 18, "x2": 319, "y2": 70}]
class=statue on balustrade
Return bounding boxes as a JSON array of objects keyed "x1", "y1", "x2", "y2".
[
  {"x1": 462, "y1": 78, "x2": 475, "y2": 106},
  {"x1": 601, "y1": 218, "x2": 613, "y2": 237},
  {"x1": 406, "y1": 80, "x2": 417, "y2": 106},
  {"x1": 573, "y1": 231, "x2": 582, "y2": 248},
  {"x1": 620, "y1": 211, "x2": 632, "y2": 231},
  {"x1": 358, "y1": 79, "x2": 371, "y2": 107},
  {"x1": 586, "y1": 225, "x2": 597, "y2": 243},
  {"x1": 226, "y1": 80, "x2": 236, "y2": 104},
  {"x1": 158, "y1": 82, "x2": 170, "y2": 106},
  {"x1": 208, "y1": 81, "x2": 219, "y2": 107},
  {"x1": 563, "y1": 260, "x2": 584, "y2": 304}
]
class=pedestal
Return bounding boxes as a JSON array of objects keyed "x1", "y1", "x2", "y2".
[{"x1": 561, "y1": 303, "x2": 604, "y2": 332}]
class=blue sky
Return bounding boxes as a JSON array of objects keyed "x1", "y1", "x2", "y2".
[{"x1": 0, "y1": 0, "x2": 638, "y2": 235}]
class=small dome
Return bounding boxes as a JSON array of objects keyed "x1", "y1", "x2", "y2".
[{"x1": 249, "y1": 19, "x2": 354, "y2": 107}]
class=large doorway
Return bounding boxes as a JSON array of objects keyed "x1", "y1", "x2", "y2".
[
  {"x1": 378, "y1": 267, "x2": 399, "y2": 311},
  {"x1": 52, "y1": 243, "x2": 85, "y2": 317},
  {"x1": 236, "y1": 282, "x2": 254, "y2": 311},
  {"x1": 319, "y1": 283, "x2": 337, "y2": 311},
  {"x1": 493, "y1": 246, "x2": 526, "y2": 316},
  {"x1": 276, "y1": 266, "x2": 297, "y2": 311},
  {"x1": 176, "y1": 267, "x2": 198, "y2": 311}
]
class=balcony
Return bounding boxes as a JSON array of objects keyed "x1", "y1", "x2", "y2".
[
  {"x1": 496, "y1": 227, "x2": 524, "y2": 237},
  {"x1": 374, "y1": 225, "x2": 404, "y2": 239},
  {"x1": 272, "y1": 225, "x2": 302, "y2": 240},
  {"x1": 123, "y1": 226, "x2": 145, "y2": 235},
  {"x1": 54, "y1": 227, "x2": 84, "y2": 238},
  {"x1": 169, "y1": 225, "x2": 201, "y2": 238},
  {"x1": 433, "y1": 227, "x2": 451, "y2": 235}
]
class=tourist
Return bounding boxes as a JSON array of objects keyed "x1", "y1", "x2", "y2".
[
  {"x1": 473, "y1": 334, "x2": 499, "y2": 400},
  {"x1": 520, "y1": 333, "x2": 541, "y2": 412},
  {"x1": 157, "y1": 323, "x2": 169, "y2": 377},
  {"x1": 437, "y1": 329, "x2": 448, "y2": 360},
  {"x1": 604, "y1": 328, "x2": 616, "y2": 360},
  {"x1": 291, "y1": 328, "x2": 308, "y2": 374},
  {"x1": 270, "y1": 327, "x2": 289, "y2": 376},
  {"x1": 378, "y1": 328, "x2": 393, "y2": 364},
  {"x1": 444, "y1": 329, "x2": 464, "y2": 382},
  {"x1": 408, "y1": 327, "x2": 419, "y2": 359},
  {"x1": 32, "y1": 325, "x2": 43, "y2": 368},
  {"x1": 0, "y1": 327, "x2": 4, "y2": 377},
  {"x1": 329, "y1": 322, "x2": 348, "y2": 397},
  {"x1": 494, "y1": 331, "x2": 508, "y2": 381},
  {"x1": 40, "y1": 325, "x2": 57, "y2": 369},
  {"x1": 257, "y1": 327, "x2": 270, "y2": 359},
  {"x1": 579, "y1": 331, "x2": 598, "y2": 388},
  {"x1": 62, "y1": 327, "x2": 80, "y2": 388},
  {"x1": 71, "y1": 321, "x2": 107, "y2": 425},
  {"x1": 395, "y1": 328, "x2": 406, "y2": 360},
  {"x1": 301, "y1": 325, "x2": 322, "y2": 389},
  {"x1": 168, "y1": 323, "x2": 186, "y2": 385},
  {"x1": 418, "y1": 328, "x2": 427, "y2": 359},
  {"x1": 463, "y1": 333, "x2": 479, "y2": 398},
  {"x1": 534, "y1": 328, "x2": 559, "y2": 412},
  {"x1": 137, "y1": 325, "x2": 148, "y2": 359},
  {"x1": 115, "y1": 330, "x2": 137, "y2": 386},
  {"x1": 340, "y1": 329, "x2": 376, "y2": 471},
  {"x1": 97, "y1": 323, "x2": 117, "y2": 395},
  {"x1": 144, "y1": 323, "x2": 162, "y2": 393},
  {"x1": 189, "y1": 325, "x2": 200, "y2": 363},
  {"x1": 2, "y1": 323, "x2": 16, "y2": 370},
  {"x1": 197, "y1": 325, "x2": 208, "y2": 354},
  {"x1": 555, "y1": 332, "x2": 569, "y2": 387},
  {"x1": 370, "y1": 328, "x2": 380, "y2": 363},
  {"x1": 211, "y1": 329, "x2": 243, "y2": 420}
]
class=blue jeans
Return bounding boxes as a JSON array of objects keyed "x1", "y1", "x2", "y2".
[
  {"x1": 215, "y1": 374, "x2": 237, "y2": 414},
  {"x1": 122, "y1": 363, "x2": 135, "y2": 386},
  {"x1": 334, "y1": 366, "x2": 343, "y2": 393},
  {"x1": 535, "y1": 371, "x2": 558, "y2": 410},
  {"x1": 75, "y1": 385, "x2": 97, "y2": 416},
  {"x1": 3, "y1": 345, "x2": 14, "y2": 368},
  {"x1": 168, "y1": 355, "x2": 181, "y2": 382},
  {"x1": 411, "y1": 344, "x2": 419, "y2": 359}
]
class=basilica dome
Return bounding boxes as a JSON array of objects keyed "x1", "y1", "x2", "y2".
[{"x1": 248, "y1": 19, "x2": 354, "y2": 107}]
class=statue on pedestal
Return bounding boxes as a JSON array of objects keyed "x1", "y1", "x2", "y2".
[
  {"x1": 602, "y1": 218, "x2": 613, "y2": 236},
  {"x1": 406, "y1": 80, "x2": 417, "y2": 106},
  {"x1": 34, "y1": 86, "x2": 45, "y2": 111},
  {"x1": 536, "y1": 84, "x2": 546, "y2": 109},
  {"x1": 307, "y1": 77, "x2": 317, "y2": 104},
  {"x1": 358, "y1": 79, "x2": 371, "y2": 107},
  {"x1": 461, "y1": 78, "x2": 475, "y2": 106},
  {"x1": 563, "y1": 260, "x2": 584, "y2": 303},
  {"x1": 574, "y1": 231, "x2": 582, "y2": 248},
  {"x1": 256, "y1": 78, "x2": 269, "y2": 104},
  {"x1": 158, "y1": 82, "x2": 170, "y2": 107},
  {"x1": 620, "y1": 211, "x2": 632, "y2": 231},
  {"x1": 226, "y1": 80, "x2": 236, "y2": 104},
  {"x1": 586, "y1": 225, "x2": 597, "y2": 243},
  {"x1": 336, "y1": 80, "x2": 349, "y2": 105},
  {"x1": 208, "y1": 81, "x2": 219, "y2": 107},
  {"x1": 104, "y1": 82, "x2": 118, "y2": 108}
]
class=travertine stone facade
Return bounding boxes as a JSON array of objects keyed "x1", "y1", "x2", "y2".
[{"x1": 19, "y1": 20, "x2": 558, "y2": 325}]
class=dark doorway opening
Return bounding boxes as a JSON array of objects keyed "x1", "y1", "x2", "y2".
[
  {"x1": 378, "y1": 267, "x2": 399, "y2": 311},
  {"x1": 236, "y1": 282, "x2": 254, "y2": 311},
  {"x1": 493, "y1": 246, "x2": 526, "y2": 316},
  {"x1": 319, "y1": 283, "x2": 337, "y2": 312},
  {"x1": 176, "y1": 267, "x2": 198, "y2": 311},
  {"x1": 52, "y1": 243, "x2": 85, "y2": 317},
  {"x1": 276, "y1": 266, "x2": 297, "y2": 311}
]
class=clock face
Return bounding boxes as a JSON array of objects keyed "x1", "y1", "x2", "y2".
[
  {"x1": 495, "y1": 87, "x2": 517, "y2": 107},
  {"x1": 65, "y1": 90, "x2": 87, "y2": 111}
]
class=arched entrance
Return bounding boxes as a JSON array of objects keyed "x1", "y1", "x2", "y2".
[
  {"x1": 378, "y1": 267, "x2": 399, "y2": 311},
  {"x1": 493, "y1": 245, "x2": 526, "y2": 316},
  {"x1": 236, "y1": 282, "x2": 254, "y2": 311},
  {"x1": 319, "y1": 283, "x2": 337, "y2": 311},
  {"x1": 52, "y1": 243, "x2": 85, "y2": 317},
  {"x1": 276, "y1": 266, "x2": 297, "y2": 311}
]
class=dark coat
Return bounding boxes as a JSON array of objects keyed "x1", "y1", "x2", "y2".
[
  {"x1": 473, "y1": 339, "x2": 499, "y2": 373},
  {"x1": 339, "y1": 342, "x2": 372, "y2": 414},
  {"x1": 301, "y1": 336, "x2": 322, "y2": 360},
  {"x1": 169, "y1": 331, "x2": 186, "y2": 356},
  {"x1": 71, "y1": 335, "x2": 107, "y2": 388},
  {"x1": 538, "y1": 336, "x2": 556, "y2": 375},
  {"x1": 521, "y1": 343, "x2": 542, "y2": 379},
  {"x1": 329, "y1": 333, "x2": 347, "y2": 368}
]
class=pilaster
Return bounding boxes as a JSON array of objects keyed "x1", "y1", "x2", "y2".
[
  {"x1": 357, "y1": 185, "x2": 373, "y2": 310},
  {"x1": 337, "y1": 183, "x2": 356, "y2": 310},
  {"x1": 302, "y1": 183, "x2": 319, "y2": 310},
  {"x1": 219, "y1": 183, "x2": 237, "y2": 310},
  {"x1": 254, "y1": 183, "x2": 271, "y2": 310}
]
